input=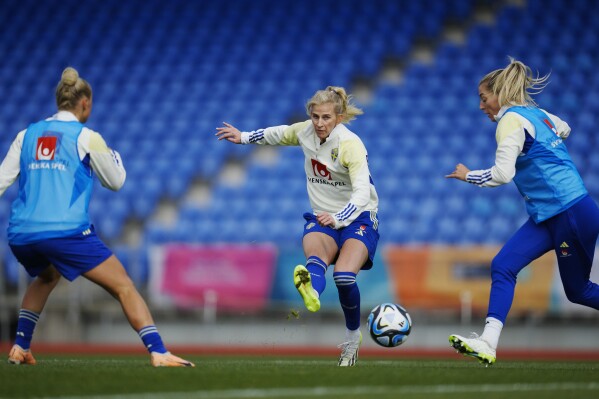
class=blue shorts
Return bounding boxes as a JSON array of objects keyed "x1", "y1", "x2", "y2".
[
  {"x1": 303, "y1": 211, "x2": 380, "y2": 270},
  {"x1": 9, "y1": 227, "x2": 113, "y2": 281}
]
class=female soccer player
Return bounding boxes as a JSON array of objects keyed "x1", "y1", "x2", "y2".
[
  {"x1": 446, "y1": 58, "x2": 599, "y2": 365},
  {"x1": 0, "y1": 67, "x2": 194, "y2": 367},
  {"x1": 216, "y1": 86, "x2": 379, "y2": 366}
]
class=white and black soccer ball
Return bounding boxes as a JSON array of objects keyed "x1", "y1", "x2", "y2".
[{"x1": 367, "y1": 303, "x2": 412, "y2": 348}]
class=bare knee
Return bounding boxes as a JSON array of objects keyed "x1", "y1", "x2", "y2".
[{"x1": 84, "y1": 255, "x2": 138, "y2": 299}]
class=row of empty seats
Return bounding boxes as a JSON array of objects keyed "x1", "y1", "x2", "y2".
[{"x1": 1, "y1": 0, "x2": 598, "y2": 284}]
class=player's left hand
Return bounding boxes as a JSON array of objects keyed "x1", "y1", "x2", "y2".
[
  {"x1": 316, "y1": 212, "x2": 335, "y2": 228},
  {"x1": 445, "y1": 163, "x2": 470, "y2": 181}
]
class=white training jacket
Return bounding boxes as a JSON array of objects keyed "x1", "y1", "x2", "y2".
[
  {"x1": 241, "y1": 120, "x2": 378, "y2": 229},
  {"x1": 466, "y1": 106, "x2": 571, "y2": 187}
]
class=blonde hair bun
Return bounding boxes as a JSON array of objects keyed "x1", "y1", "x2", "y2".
[
  {"x1": 55, "y1": 67, "x2": 92, "y2": 111},
  {"x1": 61, "y1": 67, "x2": 79, "y2": 86}
]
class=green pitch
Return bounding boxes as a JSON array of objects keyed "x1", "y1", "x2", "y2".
[{"x1": 1, "y1": 355, "x2": 598, "y2": 399}]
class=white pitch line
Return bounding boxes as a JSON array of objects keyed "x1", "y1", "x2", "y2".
[{"x1": 47, "y1": 382, "x2": 599, "y2": 399}]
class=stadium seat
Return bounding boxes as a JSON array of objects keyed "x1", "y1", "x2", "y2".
[{"x1": 1, "y1": 0, "x2": 597, "y2": 259}]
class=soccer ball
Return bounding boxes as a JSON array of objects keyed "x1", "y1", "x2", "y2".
[{"x1": 367, "y1": 303, "x2": 412, "y2": 347}]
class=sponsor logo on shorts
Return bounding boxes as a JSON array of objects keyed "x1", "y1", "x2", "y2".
[
  {"x1": 559, "y1": 241, "x2": 571, "y2": 257},
  {"x1": 355, "y1": 225, "x2": 367, "y2": 236},
  {"x1": 306, "y1": 223, "x2": 315, "y2": 230}
]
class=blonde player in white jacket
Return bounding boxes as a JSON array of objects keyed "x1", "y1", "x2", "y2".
[
  {"x1": 216, "y1": 86, "x2": 379, "y2": 366},
  {"x1": 0, "y1": 67, "x2": 193, "y2": 367}
]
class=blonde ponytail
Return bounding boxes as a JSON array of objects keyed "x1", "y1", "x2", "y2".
[
  {"x1": 306, "y1": 86, "x2": 363, "y2": 123},
  {"x1": 479, "y1": 57, "x2": 549, "y2": 107}
]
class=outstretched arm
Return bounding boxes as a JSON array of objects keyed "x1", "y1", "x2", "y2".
[
  {"x1": 447, "y1": 114, "x2": 525, "y2": 187},
  {"x1": 216, "y1": 121, "x2": 307, "y2": 146}
]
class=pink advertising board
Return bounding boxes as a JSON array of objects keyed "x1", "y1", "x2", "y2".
[{"x1": 151, "y1": 244, "x2": 277, "y2": 311}]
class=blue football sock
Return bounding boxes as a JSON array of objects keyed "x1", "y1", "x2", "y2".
[
  {"x1": 138, "y1": 325, "x2": 167, "y2": 354},
  {"x1": 334, "y1": 272, "x2": 361, "y2": 331},
  {"x1": 14, "y1": 309, "x2": 40, "y2": 350},
  {"x1": 306, "y1": 256, "x2": 328, "y2": 295}
]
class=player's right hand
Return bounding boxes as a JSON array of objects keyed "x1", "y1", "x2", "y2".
[{"x1": 216, "y1": 122, "x2": 241, "y2": 144}]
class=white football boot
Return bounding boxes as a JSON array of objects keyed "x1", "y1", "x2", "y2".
[
  {"x1": 449, "y1": 333, "x2": 496, "y2": 366},
  {"x1": 338, "y1": 331, "x2": 362, "y2": 367}
]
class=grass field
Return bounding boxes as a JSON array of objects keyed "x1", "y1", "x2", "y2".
[{"x1": 1, "y1": 353, "x2": 599, "y2": 399}]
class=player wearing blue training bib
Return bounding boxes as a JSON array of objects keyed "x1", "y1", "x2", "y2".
[
  {"x1": 446, "y1": 58, "x2": 599, "y2": 365},
  {"x1": 0, "y1": 67, "x2": 194, "y2": 367},
  {"x1": 217, "y1": 86, "x2": 379, "y2": 367}
]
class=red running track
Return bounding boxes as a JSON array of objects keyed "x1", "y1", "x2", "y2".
[{"x1": 2, "y1": 343, "x2": 599, "y2": 361}]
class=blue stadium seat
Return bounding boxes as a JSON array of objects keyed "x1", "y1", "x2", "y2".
[{"x1": 1, "y1": 0, "x2": 597, "y2": 254}]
